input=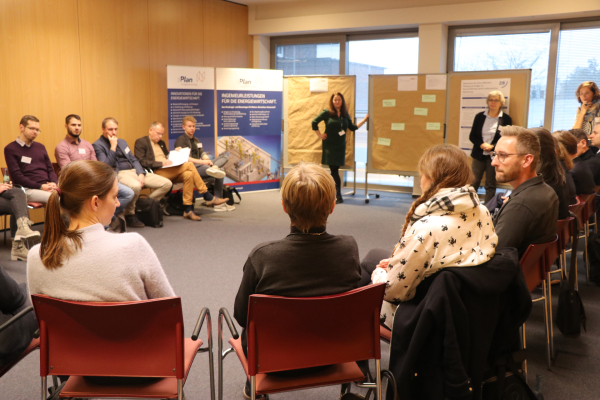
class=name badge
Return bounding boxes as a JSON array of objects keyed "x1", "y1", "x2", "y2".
[
  {"x1": 125, "y1": 147, "x2": 130, "y2": 154},
  {"x1": 21, "y1": 156, "x2": 32, "y2": 164},
  {"x1": 197, "y1": 142, "x2": 202, "y2": 148},
  {"x1": 78, "y1": 148, "x2": 86, "y2": 154},
  {"x1": 338, "y1": 130, "x2": 346, "y2": 136},
  {"x1": 595, "y1": 117, "x2": 600, "y2": 124}
]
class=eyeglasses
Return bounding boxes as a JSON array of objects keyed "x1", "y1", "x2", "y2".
[
  {"x1": 490, "y1": 151, "x2": 527, "y2": 163},
  {"x1": 488, "y1": 99, "x2": 501, "y2": 103}
]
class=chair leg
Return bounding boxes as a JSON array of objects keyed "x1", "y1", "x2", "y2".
[
  {"x1": 41, "y1": 376, "x2": 47, "y2": 400},
  {"x1": 251, "y1": 376, "x2": 256, "y2": 400},
  {"x1": 585, "y1": 223, "x2": 590, "y2": 283},
  {"x1": 3, "y1": 215, "x2": 7, "y2": 245},
  {"x1": 375, "y1": 359, "x2": 382, "y2": 400},
  {"x1": 547, "y1": 273, "x2": 555, "y2": 360},
  {"x1": 178, "y1": 379, "x2": 183, "y2": 400},
  {"x1": 521, "y1": 324, "x2": 527, "y2": 383},
  {"x1": 206, "y1": 313, "x2": 216, "y2": 400},
  {"x1": 543, "y1": 284, "x2": 551, "y2": 370}
]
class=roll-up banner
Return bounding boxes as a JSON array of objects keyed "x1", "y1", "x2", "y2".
[
  {"x1": 167, "y1": 65, "x2": 216, "y2": 153},
  {"x1": 216, "y1": 68, "x2": 283, "y2": 192}
]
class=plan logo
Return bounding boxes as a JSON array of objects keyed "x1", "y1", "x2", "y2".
[{"x1": 180, "y1": 75, "x2": 194, "y2": 83}]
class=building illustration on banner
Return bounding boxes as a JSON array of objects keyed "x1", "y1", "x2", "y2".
[{"x1": 218, "y1": 136, "x2": 280, "y2": 182}]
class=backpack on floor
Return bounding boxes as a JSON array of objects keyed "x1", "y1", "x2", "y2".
[
  {"x1": 166, "y1": 191, "x2": 185, "y2": 216},
  {"x1": 222, "y1": 185, "x2": 241, "y2": 206},
  {"x1": 135, "y1": 196, "x2": 163, "y2": 228}
]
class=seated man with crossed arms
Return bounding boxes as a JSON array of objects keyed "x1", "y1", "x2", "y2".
[{"x1": 134, "y1": 122, "x2": 228, "y2": 221}]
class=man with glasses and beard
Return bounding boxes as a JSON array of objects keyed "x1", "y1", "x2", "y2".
[
  {"x1": 56, "y1": 115, "x2": 134, "y2": 232},
  {"x1": 490, "y1": 126, "x2": 558, "y2": 257}
]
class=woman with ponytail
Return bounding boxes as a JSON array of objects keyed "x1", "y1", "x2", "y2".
[
  {"x1": 27, "y1": 160, "x2": 174, "y2": 301},
  {"x1": 361, "y1": 145, "x2": 497, "y2": 329}
]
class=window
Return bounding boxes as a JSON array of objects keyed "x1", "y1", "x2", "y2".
[
  {"x1": 454, "y1": 32, "x2": 551, "y2": 128},
  {"x1": 275, "y1": 43, "x2": 340, "y2": 75},
  {"x1": 552, "y1": 27, "x2": 600, "y2": 131},
  {"x1": 348, "y1": 37, "x2": 419, "y2": 186}
]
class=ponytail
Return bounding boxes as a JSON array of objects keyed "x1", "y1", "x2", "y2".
[
  {"x1": 39, "y1": 190, "x2": 83, "y2": 270},
  {"x1": 400, "y1": 182, "x2": 443, "y2": 238}
]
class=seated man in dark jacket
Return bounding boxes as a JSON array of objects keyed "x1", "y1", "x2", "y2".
[
  {"x1": 0, "y1": 267, "x2": 37, "y2": 369},
  {"x1": 233, "y1": 162, "x2": 361, "y2": 399},
  {"x1": 491, "y1": 126, "x2": 559, "y2": 258},
  {"x1": 571, "y1": 128, "x2": 600, "y2": 185}
]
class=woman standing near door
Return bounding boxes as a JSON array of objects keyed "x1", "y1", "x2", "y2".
[
  {"x1": 312, "y1": 92, "x2": 368, "y2": 204},
  {"x1": 469, "y1": 90, "x2": 512, "y2": 203}
]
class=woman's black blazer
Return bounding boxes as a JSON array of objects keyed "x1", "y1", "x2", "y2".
[{"x1": 469, "y1": 111, "x2": 512, "y2": 161}]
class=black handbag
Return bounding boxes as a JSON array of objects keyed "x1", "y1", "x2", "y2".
[{"x1": 556, "y1": 217, "x2": 587, "y2": 338}]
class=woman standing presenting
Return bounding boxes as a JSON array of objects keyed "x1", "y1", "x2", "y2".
[
  {"x1": 469, "y1": 90, "x2": 512, "y2": 203},
  {"x1": 312, "y1": 92, "x2": 368, "y2": 203},
  {"x1": 572, "y1": 81, "x2": 600, "y2": 134}
]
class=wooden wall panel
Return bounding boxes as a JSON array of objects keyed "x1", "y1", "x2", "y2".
[
  {"x1": 77, "y1": 0, "x2": 152, "y2": 146},
  {"x1": 0, "y1": 0, "x2": 82, "y2": 167},
  {"x1": 203, "y1": 0, "x2": 250, "y2": 68},
  {"x1": 148, "y1": 0, "x2": 205, "y2": 140}
]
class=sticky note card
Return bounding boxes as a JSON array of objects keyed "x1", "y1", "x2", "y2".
[
  {"x1": 422, "y1": 95, "x2": 436, "y2": 102},
  {"x1": 398, "y1": 76, "x2": 418, "y2": 91},
  {"x1": 378, "y1": 138, "x2": 391, "y2": 146},
  {"x1": 391, "y1": 123, "x2": 405, "y2": 131},
  {"x1": 414, "y1": 108, "x2": 428, "y2": 116},
  {"x1": 426, "y1": 74, "x2": 447, "y2": 90},
  {"x1": 383, "y1": 99, "x2": 396, "y2": 107},
  {"x1": 426, "y1": 122, "x2": 441, "y2": 130},
  {"x1": 309, "y1": 78, "x2": 328, "y2": 92}
]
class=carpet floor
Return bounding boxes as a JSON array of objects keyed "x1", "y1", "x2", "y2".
[{"x1": 0, "y1": 189, "x2": 598, "y2": 399}]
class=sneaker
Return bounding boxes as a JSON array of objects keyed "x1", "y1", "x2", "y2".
[
  {"x1": 214, "y1": 203, "x2": 235, "y2": 212},
  {"x1": 206, "y1": 166, "x2": 226, "y2": 179},
  {"x1": 11, "y1": 240, "x2": 28, "y2": 261},
  {"x1": 125, "y1": 215, "x2": 145, "y2": 228},
  {"x1": 14, "y1": 217, "x2": 40, "y2": 241},
  {"x1": 205, "y1": 197, "x2": 229, "y2": 207},
  {"x1": 183, "y1": 210, "x2": 202, "y2": 221},
  {"x1": 336, "y1": 195, "x2": 344, "y2": 204}
]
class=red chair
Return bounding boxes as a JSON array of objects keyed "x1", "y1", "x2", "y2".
[
  {"x1": 0, "y1": 306, "x2": 40, "y2": 378},
  {"x1": 519, "y1": 239, "x2": 555, "y2": 374},
  {"x1": 32, "y1": 295, "x2": 214, "y2": 400},
  {"x1": 379, "y1": 325, "x2": 391, "y2": 344},
  {"x1": 577, "y1": 194, "x2": 596, "y2": 281},
  {"x1": 218, "y1": 284, "x2": 386, "y2": 400},
  {"x1": 568, "y1": 202, "x2": 586, "y2": 286}
]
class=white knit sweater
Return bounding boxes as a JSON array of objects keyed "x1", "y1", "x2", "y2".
[{"x1": 27, "y1": 224, "x2": 175, "y2": 302}]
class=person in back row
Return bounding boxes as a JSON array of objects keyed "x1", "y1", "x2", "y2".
[
  {"x1": 174, "y1": 115, "x2": 229, "y2": 206},
  {"x1": 361, "y1": 144, "x2": 497, "y2": 328},
  {"x1": 93, "y1": 118, "x2": 173, "y2": 228},
  {"x1": 570, "y1": 128, "x2": 600, "y2": 185},
  {"x1": 233, "y1": 162, "x2": 361, "y2": 399},
  {"x1": 491, "y1": 126, "x2": 558, "y2": 257},
  {"x1": 134, "y1": 122, "x2": 231, "y2": 219},
  {"x1": 27, "y1": 160, "x2": 175, "y2": 301},
  {"x1": 554, "y1": 130, "x2": 596, "y2": 196},
  {"x1": 55, "y1": 114, "x2": 134, "y2": 232}
]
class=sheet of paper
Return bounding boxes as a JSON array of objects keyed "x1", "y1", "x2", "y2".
[
  {"x1": 397, "y1": 76, "x2": 418, "y2": 91},
  {"x1": 414, "y1": 107, "x2": 428, "y2": 116},
  {"x1": 383, "y1": 99, "x2": 396, "y2": 107},
  {"x1": 162, "y1": 147, "x2": 191, "y2": 168},
  {"x1": 309, "y1": 78, "x2": 328, "y2": 93},
  {"x1": 391, "y1": 123, "x2": 405, "y2": 131},
  {"x1": 426, "y1": 75, "x2": 447, "y2": 90},
  {"x1": 422, "y1": 95, "x2": 436, "y2": 103},
  {"x1": 377, "y1": 137, "x2": 391, "y2": 146},
  {"x1": 426, "y1": 122, "x2": 441, "y2": 130}
]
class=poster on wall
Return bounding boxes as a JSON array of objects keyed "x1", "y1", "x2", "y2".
[
  {"x1": 167, "y1": 65, "x2": 215, "y2": 153},
  {"x1": 459, "y1": 78, "x2": 511, "y2": 151},
  {"x1": 216, "y1": 68, "x2": 283, "y2": 192}
]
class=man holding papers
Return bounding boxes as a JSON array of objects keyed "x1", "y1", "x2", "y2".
[{"x1": 134, "y1": 122, "x2": 228, "y2": 221}]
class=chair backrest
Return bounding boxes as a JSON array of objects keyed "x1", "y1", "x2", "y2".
[
  {"x1": 542, "y1": 234, "x2": 560, "y2": 273},
  {"x1": 32, "y1": 295, "x2": 185, "y2": 379},
  {"x1": 520, "y1": 242, "x2": 550, "y2": 292},
  {"x1": 556, "y1": 217, "x2": 574, "y2": 252},
  {"x1": 569, "y1": 202, "x2": 585, "y2": 231},
  {"x1": 577, "y1": 194, "x2": 596, "y2": 221},
  {"x1": 246, "y1": 283, "x2": 386, "y2": 376}
]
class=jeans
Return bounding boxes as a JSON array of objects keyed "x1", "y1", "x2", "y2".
[
  {"x1": 0, "y1": 188, "x2": 29, "y2": 237},
  {"x1": 115, "y1": 183, "x2": 134, "y2": 217},
  {"x1": 196, "y1": 154, "x2": 228, "y2": 199},
  {"x1": 471, "y1": 156, "x2": 497, "y2": 204}
]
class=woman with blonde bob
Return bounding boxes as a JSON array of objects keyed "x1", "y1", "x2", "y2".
[
  {"x1": 361, "y1": 145, "x2": 497, "y2": 328},
  {"x1": 27, "y1": 160, "x2": 175, "y2": 301}
]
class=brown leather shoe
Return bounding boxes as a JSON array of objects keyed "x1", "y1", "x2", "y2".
[
  {"x1": 205, "y1": 197, "x2": 228, "y2": 207},
  {"x1": 183, "y1": 210, "x2": 202, "y2": 221}
]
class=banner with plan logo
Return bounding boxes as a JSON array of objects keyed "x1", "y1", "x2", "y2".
[
  {"x1": 216, "y1": 68, "x2": 283, "y2": 192},
  {"x1": 167, "y1": 65, "x2": 215, "y2": 154}
]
